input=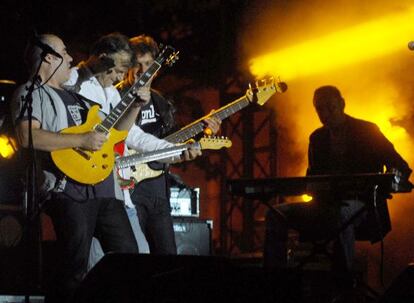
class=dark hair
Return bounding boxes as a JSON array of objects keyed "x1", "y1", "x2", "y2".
[
  {"x1": 129, "y1": 34, "x2": 159, "y2": 59},
  {"x1": 90, "y1": 32, "x2": 133, "y2": 57}
]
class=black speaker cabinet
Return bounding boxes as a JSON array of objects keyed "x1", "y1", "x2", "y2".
[
  {"x1": 378, "y1": 263, "x2": 414, "y2": 303},
  {"x1": 173, "y1": 217, "x2": 212, "y2": 256}
]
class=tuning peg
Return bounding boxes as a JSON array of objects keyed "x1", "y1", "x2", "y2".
[
  {"x1": 276, "y1": 77, "x2": 288, "y2": 93},
  {"x1": 248, "y1": 83, "x2": 253, "y2": 93}
]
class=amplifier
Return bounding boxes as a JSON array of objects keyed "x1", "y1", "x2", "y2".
[
  {"x1": 173, "y1": 217, "x2": 212, "y2": 256},
  {"x1": 169, "y1": 186, "x2": 199, "y2": 217}
]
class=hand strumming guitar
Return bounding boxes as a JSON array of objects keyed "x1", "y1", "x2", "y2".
[{"x1": 80, "y1": 131, "x2": 108, "y2": 151}]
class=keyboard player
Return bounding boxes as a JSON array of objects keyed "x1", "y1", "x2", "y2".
[{"x1": 264, "y1": 86, "x2": 412, "y2": 289}]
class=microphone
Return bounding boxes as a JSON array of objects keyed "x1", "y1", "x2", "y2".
[
  {"x1": 408, "y1": 41, "x2": 414, "y2": 51},
  {"x1": 32, "y1": 35, "x2": 63, "y2": 59}
]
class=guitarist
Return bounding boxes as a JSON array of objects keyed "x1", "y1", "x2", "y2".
[
  {"x1": 64, "y1": 33, "x2": 152, "y2": 267},
  {"x1": 63, "y1": 33, "x2": 203, "y2": 265},
  {"x1": 12, "y1": 34, "x2": 140, "y2": 303},
  {"x1": 117, "y1": 34, "x2": 221, "y2": 255}
]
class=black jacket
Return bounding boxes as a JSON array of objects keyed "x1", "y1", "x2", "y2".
[{"x1": 307, "y1": 115, "x2": 411, "y2": 242}]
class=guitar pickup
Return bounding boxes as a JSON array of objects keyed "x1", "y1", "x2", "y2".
[
  {"x1": 73, "y1": 147, "x2": 91, "y2": 160},
  {"x1": 94, "y1": 124, "x2": 109, "y2": 135}
]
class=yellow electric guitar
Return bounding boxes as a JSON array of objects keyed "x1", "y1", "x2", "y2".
[
  {"x1": 116, "y1": 136, "x2": 232, "y2": 186},
  {"x1": 51, "y1": 46, "x2": 179, "y2": 185}
]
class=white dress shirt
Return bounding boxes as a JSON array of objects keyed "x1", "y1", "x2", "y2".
[{"x1": 65, "y1": 68, "x2": 174, "y2": 207}]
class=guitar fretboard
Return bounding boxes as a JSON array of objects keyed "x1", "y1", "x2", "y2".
[
  {"x1": 99, "y1": 62, "x2": 161, "y2": 132},
  {"x1": 164, "y1": 95, "x2": 250, "y2": 143},
  {"x1": 116, "y1": 142, "x2": 200, "y2": 169}
]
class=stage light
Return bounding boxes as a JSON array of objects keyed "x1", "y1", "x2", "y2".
[
  {"x1": 249, "y1": 7, "x2": 414, "y2": 80},
  {"x1": 0, "y1": 135, "x2": 17, "y2": 159},
  {"x1": 301, "y1": 194, "x2": 313, "y2": 203}
]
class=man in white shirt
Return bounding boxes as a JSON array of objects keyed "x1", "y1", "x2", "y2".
[
  {"x1": 64, "y1": 32, "x2": 152, "y2": 264},
  {"x1": 65, "y1": 32, "x2": 202, "y2": 266}
]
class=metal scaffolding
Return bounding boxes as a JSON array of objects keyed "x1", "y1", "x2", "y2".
[{"x1": 219, "y1": 75, "x2": 278, "y2": 255}]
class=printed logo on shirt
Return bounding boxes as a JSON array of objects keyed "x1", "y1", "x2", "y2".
[
  {"x1": 140, "y1": 104, "x2": 157, "y2": 125},
  {"x1": 67, "y1": 105, "x2": 84, "y2": 126}
]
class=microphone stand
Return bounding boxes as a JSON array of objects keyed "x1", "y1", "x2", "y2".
[{"x1": 18, "y1": 51, "x2": 46, "y2": 300}]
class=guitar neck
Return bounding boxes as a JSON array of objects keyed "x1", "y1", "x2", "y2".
[
  {"x1": 164, "y1": 95, "x2": 250, "y2": 143},
  {"x1": 98, "y1": 62, "x2": 162, "y2": 132},
  {"x1": 117, "y1": 142, "x2": 199, "y2": 169}
]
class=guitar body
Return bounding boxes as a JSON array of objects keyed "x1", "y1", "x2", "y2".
[
  {"x1": 131, "y1": 163, "x2": 164, "y2": 184},
  {"x1": 51, "y1": 105, "x2": 128, "y2": 185},
  {"x1": 116, "y1": 148, "x2": 164, "y2": 188}
]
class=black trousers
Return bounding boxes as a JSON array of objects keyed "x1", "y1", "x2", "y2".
[
  {"x1": 45, "y1": 196, "x2": 138, "y2": 303},
  {"x1": 131, "y1": 191, "x2": 177, "y2": 255}
]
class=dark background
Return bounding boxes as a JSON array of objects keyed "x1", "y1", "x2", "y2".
[{"x1": 0, "y1": 0, "x2": 251, "y2": 86}]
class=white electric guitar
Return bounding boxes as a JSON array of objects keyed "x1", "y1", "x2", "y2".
[
  {"x1": 116, "y1": 136, "x2": 232, "y2": 186},
  {"x1": 122, "y1": 78, "x2": 287, "y2": 187}
]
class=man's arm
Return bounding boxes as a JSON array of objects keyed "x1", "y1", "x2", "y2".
[
  {"x1": 373, "y1": 126, "x2": 412, "y2": 178},
  {"x1": 125, "y1": 124, "x2": 200, "y2": 163},
  {"x1": 16, "y1": 119, "x2": 107, "y2": 152},
  {"x1": 306, "y1": 137, "x2": 317, "y2": 176},
  {"x1": 114, "y1": 103, "x2": 141, "y2": 131}
]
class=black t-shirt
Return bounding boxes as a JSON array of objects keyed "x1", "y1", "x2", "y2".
[{"x1": 133, "y1": 91, "x2": 175, "y2": 199}]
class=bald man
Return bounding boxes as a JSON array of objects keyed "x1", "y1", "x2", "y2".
[
  {"x1": 12, "y1": 34, "x2": 140, "y2": 303},
  {"x1": 264, "y1": 85, "x2": 411, "y2": 291}
]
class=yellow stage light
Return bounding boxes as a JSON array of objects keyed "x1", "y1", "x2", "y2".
[
  {"x1": 301, "y1": 194, "x2": 313, "y2": 203},
  {"x1": 0, "y1": 135, "x2": 17, "y2": 159},
  {"x1": 249, "y1": 8, "x2": 414, "y2": 80}
]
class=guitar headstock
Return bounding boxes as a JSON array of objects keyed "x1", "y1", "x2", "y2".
[
  {"x1": 199, "y1": 136, "x2": 232, "y2": 150},
  {"x1": 246, "y1": 78, "x2": 288, "y2": 106},
  {"x1": 156, "y1": 45, "x2": 179, "y2": 67}
]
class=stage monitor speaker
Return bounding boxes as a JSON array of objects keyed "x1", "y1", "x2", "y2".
[
  {"x1": 378, "y1": 263, "x2": 414, "y2": 303},
  {"x1": 173, "y1": 217, "x2": 212, "y2": 256},
  {"x1": 74, "y1": 253, "x2": 300, "y2": 303}
]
